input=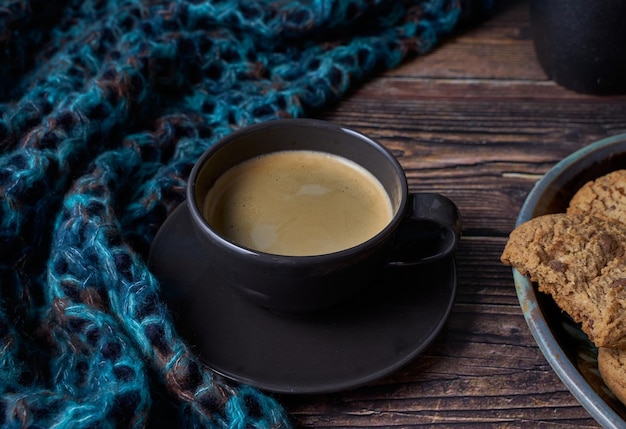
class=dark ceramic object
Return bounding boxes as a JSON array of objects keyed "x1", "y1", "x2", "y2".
[
  {"x1": 514, "y1": 134, "x2": 626, "y2": 428},
  {"x1": 148, "y1": 202, "x2": 457, "y2": 393},
  {"x1": 186, "y1": 119, "x2": 461, "y2": 312},
  {"x1": 530, "y1": 0, "x2": 626, "y2": 95}
]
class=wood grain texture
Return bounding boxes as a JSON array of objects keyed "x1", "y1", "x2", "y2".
[{"x1": 282, "y1": 0, "x2": 626, "y2": 427}]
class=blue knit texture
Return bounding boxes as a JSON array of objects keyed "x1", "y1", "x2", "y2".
[{"x1": 0, "y1": 0, "x2": 491, "y2": 427}]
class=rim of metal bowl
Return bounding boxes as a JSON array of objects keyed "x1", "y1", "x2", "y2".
[{"x1": 514, "y1": 133, "x2": 626, "y2": 429}]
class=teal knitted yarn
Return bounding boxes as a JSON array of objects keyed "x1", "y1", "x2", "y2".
[{"x1": 0, "y1": 0, "x2": 491, "y2": 427}]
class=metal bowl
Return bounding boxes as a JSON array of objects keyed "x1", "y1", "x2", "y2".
[{"x1": 514, "y1": 133, "x2": 626, "y2": 428}]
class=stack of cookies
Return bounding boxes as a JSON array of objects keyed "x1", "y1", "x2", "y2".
[{"x1": 501, "y1": 170, "x2": 626, "y2": 406}]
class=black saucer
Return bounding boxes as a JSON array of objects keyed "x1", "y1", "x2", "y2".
[{"x1": 148, "y1": 202, "x2": 457, "y2": 394}]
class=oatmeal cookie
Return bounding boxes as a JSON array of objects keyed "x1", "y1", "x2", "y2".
[
  {"x1": 568, "y1": 169, "x2": 626, "y2": 224},
  {"x1": 501, "y1": 213, "x2": 626, "y2": 348},
  {"x1": 598, "y1": 347, "x2": 626, "y2": 405}
]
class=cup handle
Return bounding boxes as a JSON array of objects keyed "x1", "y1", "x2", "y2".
[{"x1": 387, "y1": 193, "x2": 461, "y2": 267}]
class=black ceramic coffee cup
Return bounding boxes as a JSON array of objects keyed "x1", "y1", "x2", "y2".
[
  {"x1": 187, "y1": 119, "x2": 461, "y2": 312},
  {"x1": 530, "y1": 0, "x2": 626, "y2": 95}
]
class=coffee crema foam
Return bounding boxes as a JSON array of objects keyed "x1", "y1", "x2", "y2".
[{"x1": 203, "y1": 150, "x2": 393, "y2": 256}]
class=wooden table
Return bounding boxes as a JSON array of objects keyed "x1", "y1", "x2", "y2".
[{"x1": 280, "y1": 0, "x2": 626, "y2": 426}]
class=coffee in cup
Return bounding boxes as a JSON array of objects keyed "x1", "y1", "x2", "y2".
[
  {"x1": 203, "y1": 150, "x2": 393, "y2": 256},
  {"x1": 187, "y1": 118, "x2": 461, "y2": 312}
]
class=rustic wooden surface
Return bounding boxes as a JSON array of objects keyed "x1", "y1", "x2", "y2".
[{"x1": 279, "y1": 0, "x2": 626, "y2": 427}]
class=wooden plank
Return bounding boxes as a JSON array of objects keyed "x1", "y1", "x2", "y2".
[{"x1": 353, "y1": 77, "x2": 626, "y2": 101}]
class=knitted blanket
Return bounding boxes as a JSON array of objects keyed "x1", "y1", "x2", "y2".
[{"x1": 0, "y1": 1, "x2": 491, "y2": 427}]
